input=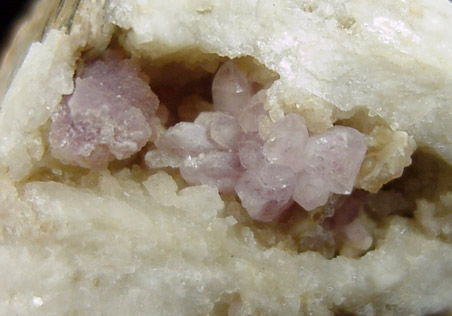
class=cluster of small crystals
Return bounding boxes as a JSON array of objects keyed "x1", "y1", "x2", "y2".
[
  {"x1": 146, "y1": 61, "x2": 367, "y2": 222},
  {"x1": 49, "y1": 50, "x2": 161, "y2": 168}
]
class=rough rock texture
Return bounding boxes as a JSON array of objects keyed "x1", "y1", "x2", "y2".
[
  {"x1": 1, "y1": 172, "x2": 451, "y2": 316},
  {"x1": 109, "y1": 0, "x2": 452, "y2": 163}
]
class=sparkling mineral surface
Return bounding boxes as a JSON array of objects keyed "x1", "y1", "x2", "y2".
[
  {"x1": 49, "y1": 51, "x2": 160, "y2": 168},
  {"x1": 146, "y1": 61, "x2": 367, "y2": 222}
]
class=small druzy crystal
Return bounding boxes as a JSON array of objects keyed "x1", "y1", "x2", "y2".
[
  {"x1": 49, "y1": 50, "x2": 160, "y2": 168},
  {"x1": 146, "y1": 59, "x2": 368, "y2": 222}
]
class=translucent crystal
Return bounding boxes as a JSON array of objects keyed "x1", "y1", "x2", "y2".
[
  {"x1": 212, "y1": 61, "x2": 253, "y2": 117},
  {"x1": 238, "y1": 92, "x2": 266, "y2": 133},
  {"x1": 180, "y1": 151, "x2": 243, "y2": 194},
  {"x1": 237, "y1": 132, "x2": 266, "y2": 169},
  {"x1": 193, "y1": 112, "x2": 216, "y2": 129},
  {"x1": 292, "y1": 171, "x2": 331, "y2": 211},
  {"x1": 235, "y1": 162, "x2": 296, "y2": 222},
  {"x1": 303, "y1": 126, "x2": 367, "y2": 194},
  {"x1": 263, "y1": 113, "x2": 309, "y2": 172},
  {"x1": 194, "y1": 112, "x2": 242, "y2": 151},
  {"x1": 155, "y1": 122, "x2": 217, "y2": 158},
  {"x1": 210, "y1": 114, "x2": 242, "y2": 151}
]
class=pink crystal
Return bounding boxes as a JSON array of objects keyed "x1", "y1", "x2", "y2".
[
  {"x1": 156, "y1": 122, "x2": 218, "y2": 158},
  {"x1": 292, "y1": 171, "x2": 331, "y2": 211},
  {"x1": 235, "y1": 163, "x2": 296, "y2": 222},
  {"x1": 302, "y1": 126, "x2": 367, "y2": 194},
  {"x1": 81, "y1": 50, "x2": 158, "y2": 122},
  {"x1": 237, "y1": 132, "x2": 266, "y2": 169},
  {"x1": 144, "y1": 58, "x2": 368, "y2": 223},
  {"x1": 49, "y1": 101, "x2": 113, "y2": 168},
  {"x1": 212, "y1": 61, "x2": 253, "y2": 117},
  {"x1": 180, "y1": 151, "x2": 243, "y2": 194},
  {"x1": 263, "y1": 113, "x2": 309, "y2": 172},
  {"x1": 194, "y1": 112, "x2": 242, "y2": 151},
  {"x1": 238, "y1": 92, "x2": 266, "y2": 132},
  {"x1": 49, "y1": 51, "x2": 159, "y2": 168},
  {"x1": 210, "y1": 113, "x2": 242, "y2": 151}
]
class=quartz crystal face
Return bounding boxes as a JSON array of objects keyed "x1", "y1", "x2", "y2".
[
  {"x1": 211, "y1": 60, "x2": 253, "y2": 117},
  {"x1": 262, "y1": 113, "x2": 309, "y2": 173},
  {"x1": 181, "y1": 151, "x2": 243, "y2": 194},
  {"x1": 155, "y1": 122, "x2": 217, "y2": 158},
  {"x1": 235, "y1": 162, "x2": 296, "y2": 222},
  {"x1": 302, "y1": 126, "x2": 367, "y2": 195}
]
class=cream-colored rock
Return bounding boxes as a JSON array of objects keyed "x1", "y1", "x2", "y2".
[
  {"x1": 1, "y1": 0, "x2": 452, "y2": 315},
  {"x1": 357, "y1": 126, "x2": 416, "y2": 193},
  {"x1": 111, "y1": 0, "x2": 452, "y2": 162},
  {"x1": 1, "y1": 172, "x2": 452, "y2": 315}
]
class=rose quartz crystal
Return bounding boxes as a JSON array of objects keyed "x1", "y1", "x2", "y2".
[
  {"x1": 194, "y1": 112, "x2": 242, "y2": 151},
  {"x1": 238, "y1": 132, "x2": 266, "y2": 169},
  {"x1": 155, "y1": 122, "x2": 217, "y2": 158},
  {"x1": 302, "y1": 126, "x2": 367, "y2": 195},
  {"x1": 146, "y1": 60, "x2": 368, "y2": 221},
  {"x1": 263, "y1": 113, "x2": 309, "y2": 172},
  {"x1": 292, "y1": 171, "x2": 331, "y2": 211},
  {"x1": 211, "y1": 61, "x2": 253, "y2": 117},
  {"x1": 238, "y1": 92, "x2": 266, "y2": 133},
  {"x1": 180, "y1": 151, "x2": 243, "y2": 193},
  {"x1": 49, "y1": 51, "x2": 160, "y2": 168},
  {"x1": 235, "y1": 163, "x2": 296, "y2": 222}
]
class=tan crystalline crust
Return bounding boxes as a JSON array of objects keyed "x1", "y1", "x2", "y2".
[{"x1": 0, "y1": 0, "x2": 452, "y2": 315}]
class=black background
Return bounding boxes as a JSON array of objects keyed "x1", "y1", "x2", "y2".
[{"x1": 0, "y1": 0, "x2": 32, "y2": 50}]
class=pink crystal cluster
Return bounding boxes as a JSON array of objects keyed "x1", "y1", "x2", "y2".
[
  {"x1": 49, "y1": 51, "x2": 160, "y2": 168},
  {"x1": 147, "y1": 61, "x2": 367, "y2": 222}
]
